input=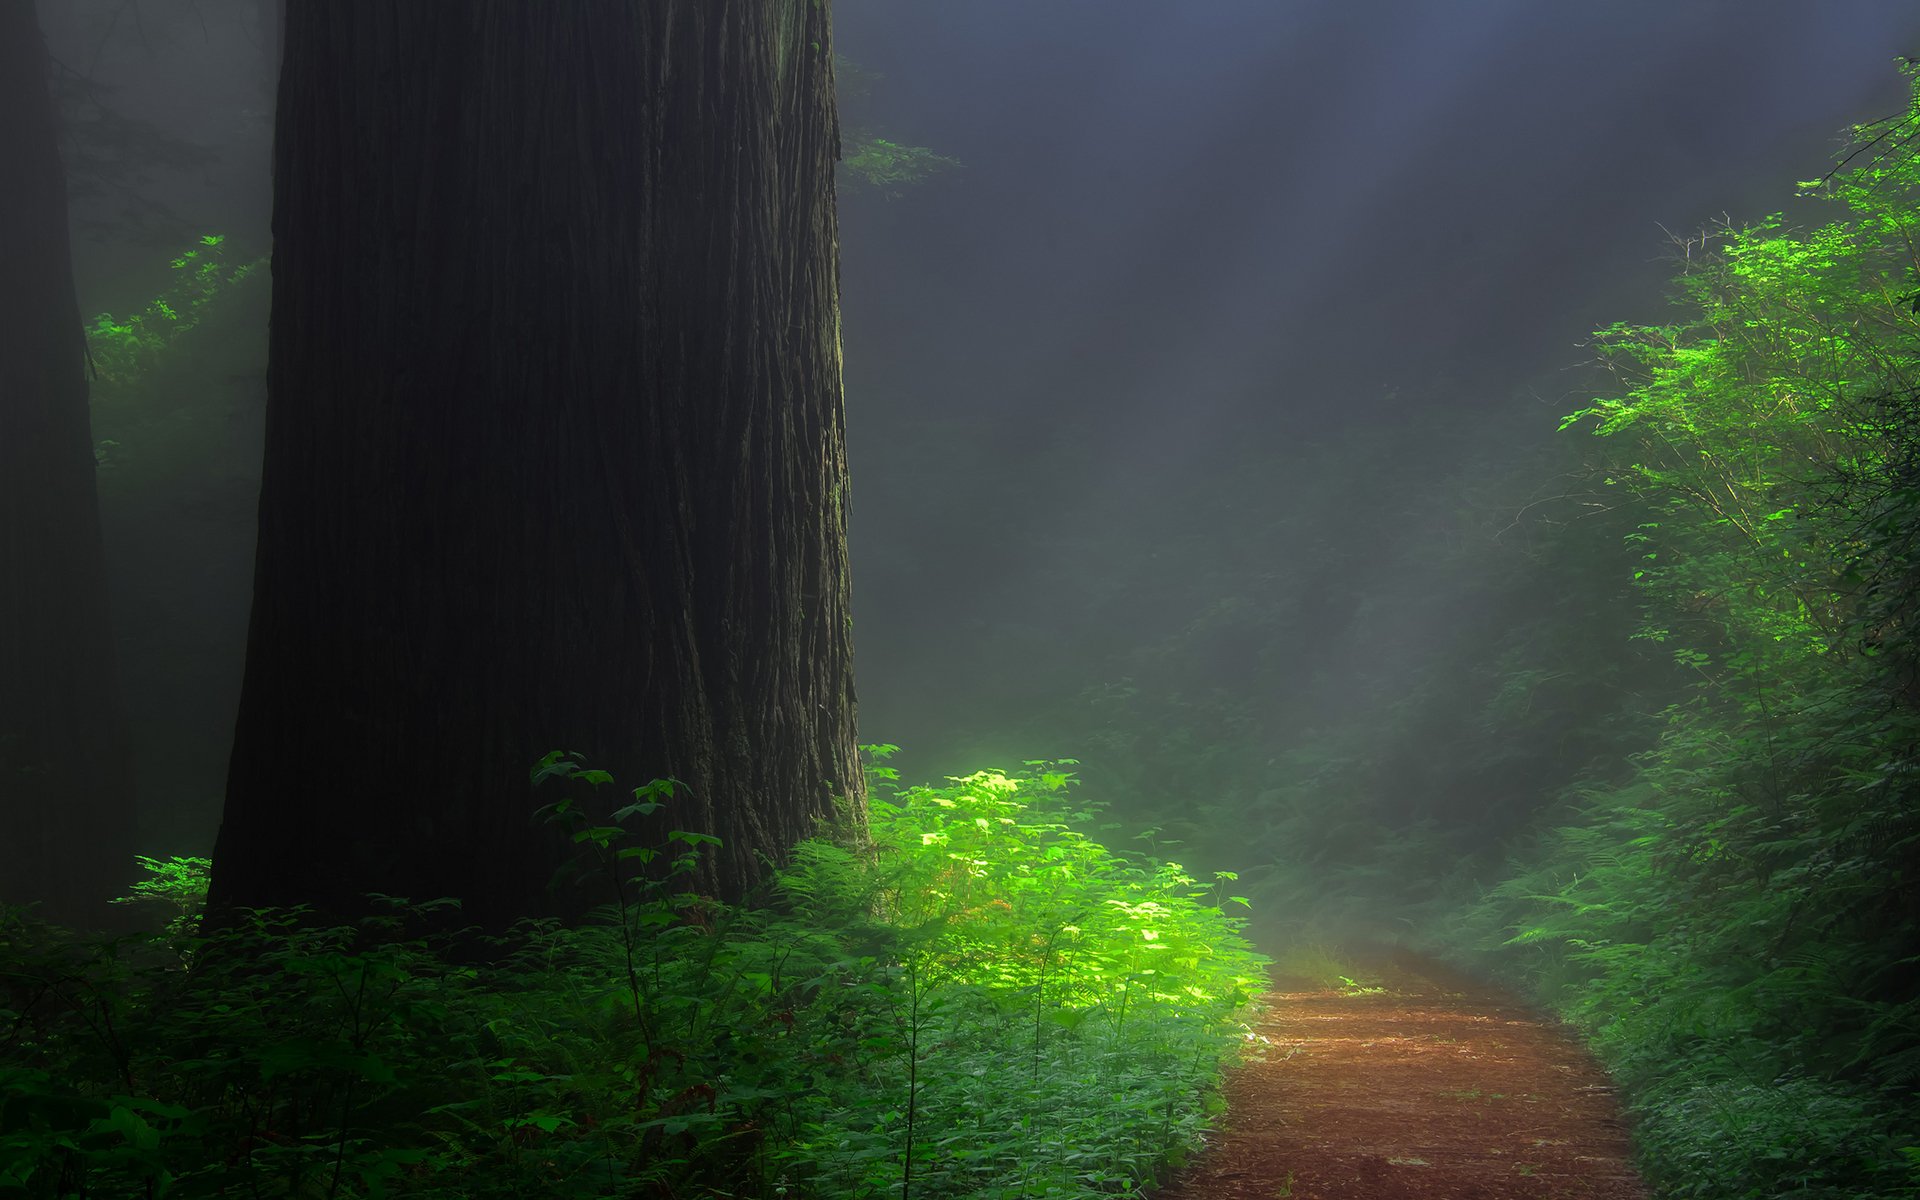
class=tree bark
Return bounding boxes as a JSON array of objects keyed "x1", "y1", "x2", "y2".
[
  {"x1": 209, "y1": 1, "x2": 860, "y2": 928},
  {"x1": 0, "y1": 0, "x2": 136, "y2": 926}
]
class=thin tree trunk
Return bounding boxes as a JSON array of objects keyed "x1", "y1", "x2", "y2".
[
  {"x1": 0, "y1": 0, "x2": 136, "y2": 927},
  {"x1": 210, "y1": 1, "x2": 859, "y2": 928}
]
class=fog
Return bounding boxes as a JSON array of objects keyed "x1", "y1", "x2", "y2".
[
  {"x1": 19, "y1": 0, "x2": 1920, "y2": 881},
  {"x1": 834, "y1": 1, "x2": 1920, "y2": 799}
]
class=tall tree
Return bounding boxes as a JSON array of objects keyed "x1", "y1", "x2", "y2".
[
  {"x1": 0, "y1": 0, "x2": 136, "y2": 926},
  {"x1": 209, "y1": 2, "x2": 860, "y2": 928}
]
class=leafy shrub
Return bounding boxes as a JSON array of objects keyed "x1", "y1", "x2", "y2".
[
  {"x1": 1635, "y1": 1071, "x2": 1903, "y2": 1200},
  {"x1": 1442, "y1": 65, "x2": 1920, "y2": 1200},
  {"x1": 0, "y1": 753, "x2": 1263, "y2": 1198},
  {"x1": 84, "y1": 235, "x2": 258, "y2": 397}
]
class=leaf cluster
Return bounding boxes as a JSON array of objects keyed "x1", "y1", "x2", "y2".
[{"x1": 84, "y1": 235, "x2": 260, "y2": 409}]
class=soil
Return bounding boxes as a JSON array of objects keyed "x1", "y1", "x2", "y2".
[{"x1": 1157, "y1": 949, "x2": 1647, "y2": 1200}]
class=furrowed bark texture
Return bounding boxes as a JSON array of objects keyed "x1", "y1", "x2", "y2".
[
  {"x1": 210, "y1": 0, "x2": 859, "y2": 926},
  {"x1": 0, "y1": 0, "x2": 136, "y2": 925}
]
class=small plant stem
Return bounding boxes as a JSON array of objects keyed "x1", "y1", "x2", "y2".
[
  {"x1": 325, "y1": 962, "x2": 372, "y2": 1200},
  {"x1": 902, "y1": 959, "x2": 920, "y2": 1200},
  {"x1": 611, "y1": 857, "x2": 647, "y2": 1035},
  {"x1": 1033, "y1": 948, "x2": 1047, "y2": 1080}
]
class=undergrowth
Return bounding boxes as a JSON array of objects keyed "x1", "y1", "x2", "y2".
[
  {"x1": 1434, "y1": 68, "x2": 1920, "y2": 1200},
  {"x1": 0, "y1": 753, "x2": 1264, "y2": 1199}
]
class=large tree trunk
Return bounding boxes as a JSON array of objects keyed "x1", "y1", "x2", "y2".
[
  {"x1": 0, "y1": 0, "x2": 136, "y2": 926},
  {"x1": 209, "y1": 2, "x2": 860, "y2": 928}
]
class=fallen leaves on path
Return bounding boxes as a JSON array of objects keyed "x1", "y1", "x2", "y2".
[{"x1": 1158, "y1": 950, "x2": 1645, "y2": 1200}]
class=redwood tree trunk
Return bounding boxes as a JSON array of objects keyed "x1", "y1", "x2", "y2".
[
  {"x1": 209, "y1": 1, "x2": 860, "y2": 927},
  {"x1": 0, "y1": 0, "x2": 136, "y2": 926}
]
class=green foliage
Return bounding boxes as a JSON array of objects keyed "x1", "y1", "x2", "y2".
[
  {"x1": 832, "y1": 54, "x2": 960, "y2": 200},
  {"x1": 839, "y1": 137, "x2": 962, "y2": 198},
  {"x1": 84, "y1": 235, "x2": 259, "y2": 400},
  {"x1": 110, "y1": 855, "x2": 211, "y2": 951},
  {"x1": 0, "y1": 755, "x2": 1261, "y2": 1198},
  {"x1": 1441, "y1": 64, "x2": 1920, "y2": 1200}
]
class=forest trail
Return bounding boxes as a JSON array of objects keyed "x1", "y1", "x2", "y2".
[{"x1": 1158, "y1": 950, "x2": 1646, "y2": 1200}]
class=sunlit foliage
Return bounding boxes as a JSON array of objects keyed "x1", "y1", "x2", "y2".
[
  {"x1": 832, "y1": 53, "x2": 960, "y2": 199},
  {"x1": 0, "y1": 756, "x2": 1261, "y2": 1199},
  {"x1": 1459, "y1": 65, "x2": 1920, "y2": 1200},
  {"x1": 840, "y1": 137, "x2": 962, "y2": 198},
  {"x1": 84, "y1": 235, "x2": 258, "y2": 395}
]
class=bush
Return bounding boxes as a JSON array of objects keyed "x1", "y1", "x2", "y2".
[{"x1": 0, "y1": 754, "x2": 1263, "y2": 1199}]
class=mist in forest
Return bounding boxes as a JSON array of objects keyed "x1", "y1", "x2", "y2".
[
  {"x1": 834, "y1": 0, "x2": 1920, "y2": 800},
  {"x1": 27, "y1": 0, "x2": 1915, "y2": 864}
]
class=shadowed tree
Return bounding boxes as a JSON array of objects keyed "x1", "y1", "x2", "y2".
[
  {"x1": 0, "y1": 0, "x2": 136, "y2": 926},
  {"x1": 209, "y1": 2, "x2": 860, "y2": 928}
]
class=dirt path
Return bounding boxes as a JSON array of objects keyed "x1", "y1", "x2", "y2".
[{"x1": 1159, "y1": 950, "x2": 1646, "y2": 1200}]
